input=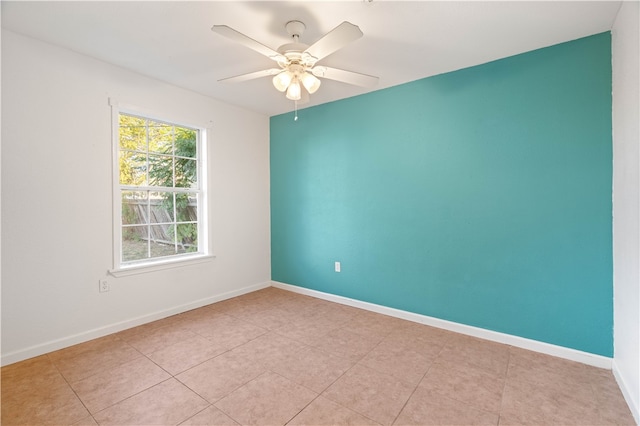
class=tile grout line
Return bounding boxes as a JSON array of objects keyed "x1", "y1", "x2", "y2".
[
  {"x1": 388, "y1": 338, "x2": 448, "y2": 426},
  {"x1": 269, "y1": 369, "x2": 323, "y2": 426},
  {"x1": 426, "y1": 337, "x2": 509, "y2": 422},
  {"x1": 284, "y1": 321, "x2": 392, "y2": 425},
  {"x1": 45, "y1": 353, "x2": 100, "y2": 425},
  {"x1": 89, "y1": 376, "x2": 176, "y2": 422},
  {"x1": 496, "y1": 346, "x2": 513, "y2": 426},
  {"x1": 178, "y1": 403, "x2": 217, "y2": 425}
]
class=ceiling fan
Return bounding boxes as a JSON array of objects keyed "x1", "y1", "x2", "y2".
[{"x1": 211, "y1": 20, "x2": 379, "y2": 104}]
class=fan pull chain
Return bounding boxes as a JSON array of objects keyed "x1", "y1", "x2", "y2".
[{"x1": 294, "y1": 100, "x2": 298, "y2": 121}]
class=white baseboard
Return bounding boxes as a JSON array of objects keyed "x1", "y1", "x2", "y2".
[
  {"x1": 272, "y1": 281, "x2": 613, "y2": 369},
  {"x1": 613, "y1": 359, "x2": 640, "y2": 425},
  {"x1": 2, "y1": 279, "x2": 614, "y2": 372},
  {"x1": 0, "y1": 281, "x2": 271, "y2": 367}
]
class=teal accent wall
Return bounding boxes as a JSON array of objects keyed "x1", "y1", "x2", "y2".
[{"x1": 270, "y1": 33, "x2": 613, "y2": 356}]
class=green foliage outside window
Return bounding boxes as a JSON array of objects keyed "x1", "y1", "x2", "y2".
[
  {"x1": 119, "y1": 114, "x2": 200, "y2": 259},
  {"x1": 151, "y1": 126, "x2": 198, "y2": 251}
]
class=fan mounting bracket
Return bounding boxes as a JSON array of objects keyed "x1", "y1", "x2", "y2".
[{"x1": 285, "y1": 20, "x2": 306, "y2": 38}]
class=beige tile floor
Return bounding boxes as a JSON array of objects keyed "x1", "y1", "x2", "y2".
[{"x1": 1, "y1": 287, "x2": 635, "y2": 425}]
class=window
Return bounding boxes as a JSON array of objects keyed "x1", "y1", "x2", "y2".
[{"x1": 112, "y1": 108, "x2": 208, "y2": 272}]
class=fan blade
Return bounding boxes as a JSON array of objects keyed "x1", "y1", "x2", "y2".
[
  {"x1": 304, "y1": 21, "x2": 363, "y2": 63},
  {"x1": 312, "y1": 66, "x2": 378, "y2": 88},
  {"x1": 212, "y1": 25, "x2": 285, "y2": 62},
  {"x1": 219, "y1": 68, "x2": 282, "y2": 83}
]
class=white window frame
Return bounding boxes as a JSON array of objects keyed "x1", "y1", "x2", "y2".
[{"x1": 109, "y1": 99, "x2": 212, "y2": 276}]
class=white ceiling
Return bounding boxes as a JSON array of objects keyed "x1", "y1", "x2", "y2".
[{"x1": 1, "y1": 1, "x2": 622, "y2": 116}]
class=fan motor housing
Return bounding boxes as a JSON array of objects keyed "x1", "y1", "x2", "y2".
[{"x1": 277, "y1": 42, "x2": 309, "y2": 56}]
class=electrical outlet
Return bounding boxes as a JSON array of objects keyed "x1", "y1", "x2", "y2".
[
  {"x1": 335, "y1": 261, "x2": 341, "y2": 273},
  {"x1": 99, "y1": 280, "x2": 110, "y2": 293}
]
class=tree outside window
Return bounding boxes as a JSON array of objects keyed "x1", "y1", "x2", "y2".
[{"x1": 118, "y1": 113, "x2": 203, "y2": 264}]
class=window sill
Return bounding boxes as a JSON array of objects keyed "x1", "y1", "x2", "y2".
[{"x1": 109, "y1": 254, "x2": 215, "y2": 277}]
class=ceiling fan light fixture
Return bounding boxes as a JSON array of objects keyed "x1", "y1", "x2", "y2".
[
  {"x1": 272, "y1": 71, "x2": 292, "y2": 92},
  {"x1": 286, "y1": 78, "x2": 302, "y2": 101},
  {"x1": 213, "y1": 20, "x2": 377, "y2": 108},
  {"x1": 301, "y1": 72, "x2": 321, "y2": 94}
]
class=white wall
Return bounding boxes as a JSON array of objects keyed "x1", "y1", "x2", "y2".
[
  {"x1": 612, "y1": 1, "x2": 640, "y2": 423},
  {"x1": 1, "y1": 30, "x2": 271, "y2": 365}
]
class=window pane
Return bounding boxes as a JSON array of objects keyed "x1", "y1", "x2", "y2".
[
  {"x1": 175, "y1": 127, "x2": 197, "y2": 159},
  {"x1": 150, "y1": 192, "x2": 174, "y2": 222},
  {"x1": 122, "y1": 191, "x2": 148, "y2": 225},
  {"x1": 148, "y1": 154, "x2": 173, "y2": 187},
  {"x1": 176, "y1": 193, "x2": 197, "y2": 222},
  {"x1": 119, "y1": 115, "x2": 147, "y2": 152},
  {"x1": 177, "y1": 224, "x2": 198, "y2": 253},
  {"x1": 175, "y1": 158, "x2": 197, "y2": 188},
  {"x1": 119, "y1": 151, "x2": 147, "y2": 186},
  {"x1": 148, "y1": 120, "x2": 174, "y2": 155},
  {"x1": 122, "y1": 225, "x2": 149, "y2": 262},
  {"x1": 116, "y1": 110, "x2": 204, "y2": 267},
  {"x1": 150, "y1": 225, "x2": 176, "y2": 257}
]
